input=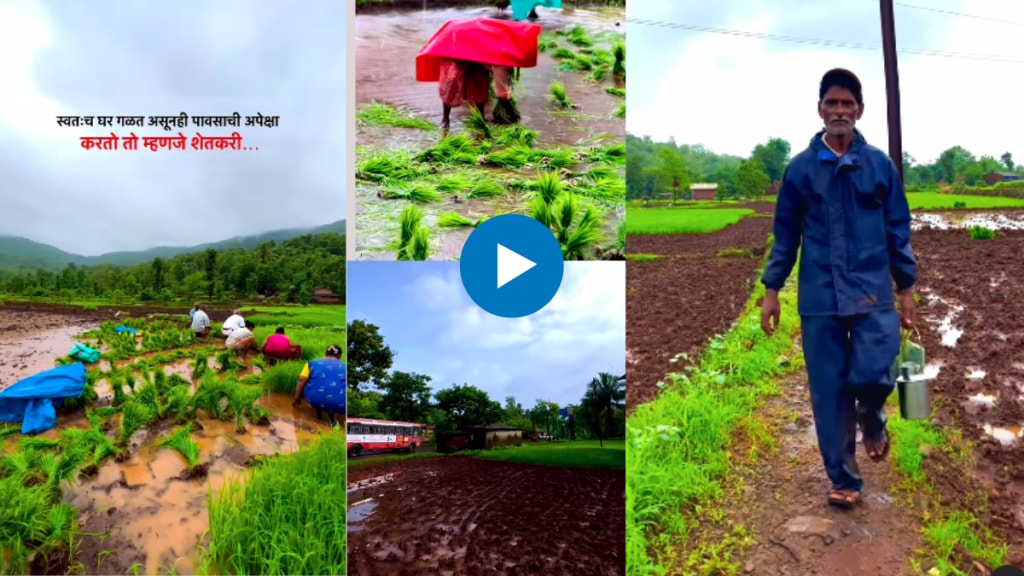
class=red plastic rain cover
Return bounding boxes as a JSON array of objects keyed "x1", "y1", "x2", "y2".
[{"x1": 415, "y1": 18, "x2": 542, "y2": 82}]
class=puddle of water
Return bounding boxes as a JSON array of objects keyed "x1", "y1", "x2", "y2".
[
  {"x1": 967, "y1": 393, "x2": 997, "y2": 408},
  {"x1": 967, "y1": 369, "x2": 987, "y2": 380},
  {"x1": 347, "y1": 498, "x2": 378, "y2": 533},
  {"x1": 983, "y1": 424, "x2": 1024, "y2": 446},
  {"x1": 924, "y1": 292, "x2": 965, "y2": 348},
  {"x1": 348, "y1": 472, "x2": 399, "y2": 493},
  {"x1": 911, "y1": 211, "x2": 1024, "y2": 231},
  {"x1": 924, "y1": 364, "x2": 942, "y2": 379}
]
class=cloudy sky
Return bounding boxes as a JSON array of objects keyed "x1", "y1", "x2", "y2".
[
  {"x1": 347, "y1": 262, "x2": 626, "y2": 408},
  {"x1": 0, "y1": 0, "x2": 347, "y2": 256},
  {"x1": 627, "y1": 0, "x2": 1024, "y2": 166}
]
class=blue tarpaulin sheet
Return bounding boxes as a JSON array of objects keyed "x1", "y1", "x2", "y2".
[
  {"x1": 69, "y1": 343, "x2": 101, "y2": 364},
  {"x1": 511, "y1": 0, "x2": 562, "y2": 21},
  {"x1": 114, "y1": 325, "x2": 139, "y2": 335},
  {"x1": 0, "y1": 363, "x2": 87, "y2": 435}
]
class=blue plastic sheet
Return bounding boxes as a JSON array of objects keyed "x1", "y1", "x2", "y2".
[
  {"x1": 0, "y1": 363, "x2": 87, "y2": 435},
  {"x1": 69, "y1": 343, "x2": 101, "y2": 364},
  {"x1": 510, "y1": 0, "x2": 562, "y2": 21},
  {"x1": 114, "y1": 325, "x2": 139, "y2": 335}
]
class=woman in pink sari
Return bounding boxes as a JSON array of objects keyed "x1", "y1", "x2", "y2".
[{"x1": 438, "y1": 58, "x2": 491, "y2": 132}]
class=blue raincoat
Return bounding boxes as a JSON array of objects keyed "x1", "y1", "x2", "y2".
[
  {"x1": 302, "y1": 358, "x2": 347, "y2": 415},
  {"x1": 510, "y1": 0, "x2": 562, "y2": 21},
  {"x1": 761, "y1": 129, "x2": 916, "y2": 493},
  {"x1": 0, "y1": 363, "x2": 87, "y2": 435}
]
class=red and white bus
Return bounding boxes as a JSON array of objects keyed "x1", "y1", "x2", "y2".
[{"x1": 346, "y1": 417, "x2": 425, "y2": 457}]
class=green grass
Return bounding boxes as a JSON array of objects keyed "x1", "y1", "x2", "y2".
[
  {"x1": 244, "y1": 305, "x2": 345, "y2": 329},
  {"x1": 347, "y1": 451, "x2": 446, "y2": 467},
  {"x1": 626, "y1": 244, "x2": 802, "y2": 575},
  {"x1": 626, "y1": 253, "x2": 660, "y2": 262},
  {"x1": 475, "y1": 439, "x2": 624, "y2": 469},
  {"x1": 626, "y1": 207, "x2": 754, "y2": 235},
  {"x1": 356, "y1": 102, "x2": 435, "y2": 131},
  {"x1": 200, "y1": 429, "x2": 346, "y2": 575},
  {"x1": 906, "y1": 192, "x2": 1024, "y2": 210}
]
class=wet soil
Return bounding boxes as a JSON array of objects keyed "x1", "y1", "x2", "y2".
[
  {"x1": 908, "y1": 228, "x2": 1024, "y2": 563},
  {"x1": 625, "y1": 216, "x2": 773, "y2": 411},
  {"x1": 346, "y1": 456, "x2": 625, "y2": 575},
  {"x1": 0, "y1": 308, "x2": 330, "y2": 575},
  {"x1": 354, "y1": 6, "x2": 625, "y2": 259}
]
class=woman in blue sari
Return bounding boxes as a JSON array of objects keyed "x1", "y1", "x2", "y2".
[{"x1": 292, "y1": 345, "x2": 346, "y2": 423}]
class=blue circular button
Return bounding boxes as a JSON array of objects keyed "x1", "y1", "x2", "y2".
[{"x1": 459, "y1": 214, "x2": 564, "y2": 318}]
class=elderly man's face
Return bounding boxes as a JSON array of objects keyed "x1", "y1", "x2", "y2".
[{"x1": 818, "y1": 86, "x2": 863, "y2": 138}]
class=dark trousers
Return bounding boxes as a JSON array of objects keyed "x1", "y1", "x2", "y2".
[{"x1": 800, "y1": 308, "x2": 901, "y2": 492}]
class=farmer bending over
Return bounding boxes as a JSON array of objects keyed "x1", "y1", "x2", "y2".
[
  {"x1": 225, "y1": 320, "x2": 259, "y2": 360},
  {"x1": 438, "y1": 57, "x2": 491, "y2": 134},
  {"x1": 262, "y1": 326, "x2": 303, "y2": 365},
  {"x1": 759, "y1": 68, "x2": 917, "y2": 510},
  {"x1": 293, "y1": 345, "x2": 347, "y2": 424},
  {"x1": 191, "y1": 305, "x2": 211, "y2": 339},
  {"x1": 221, "y1": 309, "x2": 246, "y2": 337}
]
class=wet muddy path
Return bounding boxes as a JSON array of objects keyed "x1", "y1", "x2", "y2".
[
  {"x1": 0, "y1": 310, "x2": 329, "y2": 575},
  {"x1": 355, "y1": 6, "x2": 626, "y2": 260}
]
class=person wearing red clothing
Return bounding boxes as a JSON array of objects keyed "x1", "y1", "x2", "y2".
[{"x1": 262, "y1": 326, "x2": 302, "y2": 364}]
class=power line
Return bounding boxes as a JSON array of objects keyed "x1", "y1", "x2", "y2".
[
  {"x1": 883, "y1": 0, "x2": 1024, "y2": 28},
  {"x1": 625, "y1": 18, "x2": 1024, "y2": 64}
]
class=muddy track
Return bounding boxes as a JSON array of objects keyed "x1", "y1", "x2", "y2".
[
  {"x1": 625, "y1": 216, "x2": 773, "y2": 411},
  {"x1": 347, "y1": 457, "x2": 625, "y2": 575}
]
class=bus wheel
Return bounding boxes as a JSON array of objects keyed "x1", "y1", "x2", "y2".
[
  {"x1": 349, "y1": 446, "x2": 362, "y2": 458},
  {"x1": 407, "y1": 443, "x2": 416, "y2": 454}
]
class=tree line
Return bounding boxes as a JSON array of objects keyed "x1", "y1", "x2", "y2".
[
  {"x1": 627, "y1": 132, "x2": 1022, "y2": 200},
  {"x1": 0, "y1": 233, "x2": 346, "y2": 304},
  {"x1": 345, "y1": 319, "x2": 626, "y2": 443}
]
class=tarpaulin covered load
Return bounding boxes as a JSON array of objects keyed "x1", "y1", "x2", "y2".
[
  {"x1": 0, "y1": 362, "x2": 87, "y2": 435},
  {"x1": 69, "y1": 343, "x2": 101, "y2": 364},
  {"x1": 415, "y1": 18, "x2": 542, "y2": 82},
  {"x1": 511, "y1": 0, "x2": 562, "y2": 21}
]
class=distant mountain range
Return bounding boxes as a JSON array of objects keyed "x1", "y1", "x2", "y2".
[{"x1": 0, "y1": 219, "x2": 345, "y2": 271}]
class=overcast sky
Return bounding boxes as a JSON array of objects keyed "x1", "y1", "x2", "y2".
[
  {"x1": 0, "y1": 0, "x2": 347, "y2": 256},
  {"x1": 348, "y1": 262, "x2": 626, "y2": 408},
  {"x1": 627, "y1": 0, "x2": 1024, "y2": 166}
]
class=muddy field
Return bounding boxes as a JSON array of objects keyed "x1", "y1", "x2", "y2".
[
  {"x1": 346, "y1": 456, "x2": 625, "y2": 576},
  {"x1": 625, "y1": 216, "x2": 773, "y2": 410},
  {"x1": 0, "y1": 307, "x2": 329, "y2": 575},
  {"x1": 354, "y1": 6, "x2": 626, "y2": 260},
  {"x1": 908, "y1": 226, "x2": 1024, "y2": 562}
]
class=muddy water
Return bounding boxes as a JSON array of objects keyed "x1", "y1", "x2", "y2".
[
  {"x1": 0, "y1": 319, "x2": 97, "y2": 391},
  {"x1": 355, "y1": 6, "x2": 625, "y2": 259}
]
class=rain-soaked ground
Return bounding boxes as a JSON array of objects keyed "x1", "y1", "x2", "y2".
[
  {"x1": 354, "y1": 5, "x2": 626, "y2": 260},
  {"x1": 0, "y1": 310, "x2": 329, "y2": 575}
]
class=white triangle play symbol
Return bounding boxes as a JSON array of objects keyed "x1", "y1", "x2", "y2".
[{"x1": 497, "y1": 243, "x2": 536, "y2": 289}]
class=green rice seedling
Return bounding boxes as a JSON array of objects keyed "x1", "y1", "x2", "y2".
[
  {"x1": 493, "y1": 125, "x2": 537, "y2": 148},
  {"x1": 433, "y1": 173, "x2": 473, "y2": 194},
  {"x1": 538, "y1": 33, "x2": 558, "y2": 51},
  {"x1": 467, "y1": 177, "x2": 504, "y2": 198},
  {"x1": 573, "y1": 176, "x2": 626, "y2": 205},
  {"x1": 192, "y1": 351, "x2": 210, "y2": 381},
  {"x1": 437, "y1": 212, "x2": 488, "y2": 228},
  {"x1": 548, "y1": 81, "x2": 572, "y2": 108},
  {"x1": 581, "y1": 165, "x2": 618, "y2": 180},
  {"x1": 356, "y1": 102, "x2": 435, "y2": 131},
  {"x1": 492, "y1": 96, "x2": 521, "y2": 125},
  {"x1": 556, "y1": 60, "x2": 580, "y2": 73},
  {"x1": 605, "y1": 86, "x2": 626, "y2": 98},
  {"x1": 167, "y1": 373, "x2": 191, "y2": 390},
  {"x1": 261, "y1": 361, "x2": 305, "y2": 395},
  {"x1": 62, "y1": 378, "x2": 98, "y2": 410},
  {"x1": 406, "y1": 226, "x2": 431, "y2": 261},
  {"x1": 535, "y1": 169, "x2": 564, "y2": 206},
  {"x1": 530, "y1": 195, "x2": 554, "y2": 229},
  {"x1": 464, "y1": 105, "x2": 492, "y2": 139},
  {"x1": 215, "y1": 349, "x2": 247, "y2": 373},
  {"x1": 590, "y1": 48, "x2": 615, "y2": 67},
  {"x1": 117, "y1": 399, "x2": 157, "y2": 445},
  {"x1": 970, "y1": 225, "x2": 995, "y2": 240},
  {"x1": 555, "y1": 196, "x2": 605, "y2": 260},
  {"x1": 551, "y1": 47, "x2": 576, "y2": 60},
  {"x1": 415, "y1": 134, "x2": 482, "y2": 165},
  {"x1": 151, "y1": 369, "x2": 169, "y2": 396},
  {"x1": 192, "y1": 372, "x2": 231, "y2": 421},
  {"x1": 530, "y1": 148, "x2": 577, "y2": 169},
  {"x1": 227, "y1": 385, "x2": 265, "y2": 432},
  {"x1": 611, "y1": 103, "x2": 626, "y2": 118},
  {"x1": 590, "y1": 66, "x2": 608, "y2": 82},
  {"x1": 484, "y1": 145, "x2": 532, "y2": 169},
  {"x1": 572, "y1": 54, "x2": 594, "y2": 71},
  {"x1": 615, "y1": 220, "x2": 626, "y2": 252},
  {"x1": 157, "y1": 424, "x2": 201, "y2": 468},
  {"x1": 41, "y1": 440, "x2": 90, "y2": 497},
  {"x1": 0, "y1": 424, "x2": 19, "y2": 441},
  {"x1": 585, "y1": 142, "x2": 627, "y2": 165},
  {"x1": 200, "y1": 431, "x2": 347, "y2": 575},
  {"x1": 19, "y1": 436, "x2": 60, "y2": 452},
  {"x1": 380, "y1": 182, "x2": 441, "y2": 203},
  {"x1": 134, "y1": 379, "x2": 160, "y2": 409},
  {"x1": 94, "y1": 406, "x2": 119, "y2": 419},
  {"x1": 612, "y1": 42, "x2": 625, "y2": 76},
  {"x1": 396, "y1": 204, "x2": 425, "y2": 257},
  {"x1": 567, "y1": 25, "x2": 593, "y2": 47},
  {"x1": 355, "y1": 150, "x2": 422, "y2": 183},
  {"x1": 1, "y1": 447, "x2": 38, "y2": 477},
  {"x1": 158, "y1": 385, "x2": 195, "y2": 422}
]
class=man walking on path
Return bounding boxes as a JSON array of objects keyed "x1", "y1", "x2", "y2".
[{"x1": 759, "y1": 68, "x2": 917, "y2": 510}]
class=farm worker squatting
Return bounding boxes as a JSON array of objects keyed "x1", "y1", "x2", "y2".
[
  {"x1": 759, "y1": 68, "x2": 917, "y2": 509},
  {"x1": 293, "y1": 345, "x2": 347, "y2": 423}
]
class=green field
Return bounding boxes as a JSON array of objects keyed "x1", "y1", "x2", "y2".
[
  {"x1": 625, "y1": 207, "x2": 754, "y2": 235},
  {"x1": 477, "y1": 439, "x2": 624, "y2": 469},
  {"x1": 906, "y1": 192, "x2": 1024, "y2": 210}
]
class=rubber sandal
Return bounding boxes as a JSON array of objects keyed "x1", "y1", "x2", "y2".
[{"x1": 827, "y1": 489, "x2": 861, "y2": 510}]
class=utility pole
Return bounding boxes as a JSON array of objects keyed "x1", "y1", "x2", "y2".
[{"x1": 879, "y1": 0, "x2": 904, "y2": 182}]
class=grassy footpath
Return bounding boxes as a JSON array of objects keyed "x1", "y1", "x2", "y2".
[
  {"x1": 626, "y1": 240, "x2": 803, "y2": 575},
  {"x1": 200, "y1": 429, "x2": 347, "y2": 575}
]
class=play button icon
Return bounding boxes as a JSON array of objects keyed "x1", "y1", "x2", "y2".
[{"x1": 460, "y1": 214, "x2": 564, "y2": 318}]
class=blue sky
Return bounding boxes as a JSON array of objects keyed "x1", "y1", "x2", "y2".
[
  {"x1": 347, "y1": 262, "x2": 625, "y2": 408},
  {"x1": 627, "y1": 0, "x2": 1023, "y2": 165}
]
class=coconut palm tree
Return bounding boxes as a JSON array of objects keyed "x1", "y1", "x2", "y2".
[{"x1": 581, "y1": 372, "x2": 626, "y2": 447}]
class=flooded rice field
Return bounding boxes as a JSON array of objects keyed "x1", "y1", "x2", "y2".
[
  {"x1": 354, "y1": 5, "x2": 626, "y2": 260},
  {"x1": 0, "y1": 308, "x2": 332, "y2": 575},
  {"x1": 345, "y1": 456, "x2": 625, "y2": 576}
]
